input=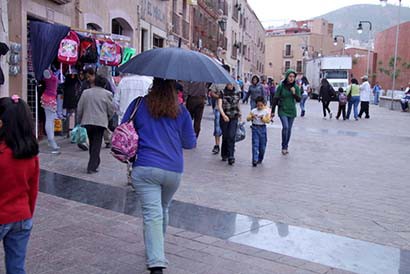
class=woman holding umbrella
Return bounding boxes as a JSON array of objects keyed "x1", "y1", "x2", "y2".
[{"x1": 123, "y1": 78, "x2": 196, "y2": 274}]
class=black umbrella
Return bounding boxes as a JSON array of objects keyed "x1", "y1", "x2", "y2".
[{"x1": 119, "y1": 47, "x2": 234, "y2": 84}]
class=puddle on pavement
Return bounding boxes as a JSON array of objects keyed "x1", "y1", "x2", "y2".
[{"x1": 40, "y1": 170, "x2": 409, "y2": 274}]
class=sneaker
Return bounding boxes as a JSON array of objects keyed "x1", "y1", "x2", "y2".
[
  {"x1": 149, "y1": 267, "x2": 164, "y2": 274},
  {"x1": 301, "y1": 110, "x2": 305, "y2": 117},
  {"x1": 322, "y1": 117, "x2": 327, "y2": 120},
  {"x1": 221, "y1": 157, "x2": 227, "y2": 162},
  {"x1": 228, "y1": 158, "x2": 235, "y2": 165},
  {"x1": 281, "y1": 149, "x2": 287, "y2": 155},
  {"x1": 252, "y1": 161, "x2": 258, "y2": 167},
  {"x1": 77, "y1": 143, "x2": 89, "y2": 151},
  {"x1": 329, "y1": 112, "x2": 333, "y2": 119},
  {"x1": 212, "y1": 145, "x2": 220, "y2": 154}
]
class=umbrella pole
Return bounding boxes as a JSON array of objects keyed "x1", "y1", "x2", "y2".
[{"x1": 35, "y1": 80, "x2": 39, "y2": 139}]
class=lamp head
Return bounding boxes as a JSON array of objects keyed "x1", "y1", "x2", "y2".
[{"x1": 357, "y1": 23, "x2": 363, "y2": 34}]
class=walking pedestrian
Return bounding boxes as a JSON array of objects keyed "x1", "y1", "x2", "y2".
[
  {"x1": 114, "y1": 74, "x2": 152, "y2": 122},
  {"x1": 373, "y1": 82, "x2": 382, "y2": 105},
  {"x1": 183, "y1": 81, "x2": 209, "y2": 138},
  {"x1": 336, "y1": 87, "x2": 347, "y2": 120},
  {"x1": 218, "y1": 82, "x2": 241, "y2": 165},
  {"x1": 268, "y1": 79, "x2": 276, "y2": 108},
  {"x1": 346, "y1": 78, "x2": 361, "y2": 121},
  {"x1": 300, "y1": 76, "x2": 310, "y2": 117},
  {"x1": 319, "y1": 78, "x2": 334, "y2": 119},
  {"x1": 209, "y1": 82, "x2": 226, "y2": 154},
  {"x1": 0, "y1": 95, "x2": 39, "y2": 274},
  {"x1": 77, "y1": 75, "x2": 114, "y2": 174},
  {"x1": 359, "y1": 75, "x2": 371, "y2": 119},
  {"x1": 247, "y1": 96, "x2": 271, "y2": 167},
  {"x1": 261, "y1": 78, "x2": 270, "y2": 103},
  {"x1": 271, "y1": 69, "x2": 301, "y2": 155},
  {"x1": 243, "y1": 77, "x2": 251, "y2": 104},
  {"x1": 122, "y1": 78, "x2": 196, "y2": 274},
  {"x1": 236, "y1": 76, "x2": 244, "y2": 99},
  {"x1": 400, "y1": 83, "x2": 410, "y2": 111},
  {"x1": 243, "y1": 75, "x2": 264, "y2": 109}
]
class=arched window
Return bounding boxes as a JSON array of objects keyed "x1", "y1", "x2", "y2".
[
  {"x1": 111, "y1": 18, "x2": 132, "y2": 38},
  {"x1": 86, "y1": 23, "x2": 102, "y2": 32}
]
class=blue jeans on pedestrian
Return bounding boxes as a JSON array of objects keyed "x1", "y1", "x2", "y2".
[
  {"x1": 300, "y1": 94, "x2": 308, "y2": 112},
  {"x1": 213, "y1": 108, "x2": 222, "y2": 137},
  {"x1": 250, "y1": 99, "x2": 256, "y2": 110},
  {"x1": 279, "y1": 116, "x2": 295, "y2": 150},
  {"x1": 373, "y1": 91, "x2": 380, "y2": 105},
  {"x1": 347, "y1": 96, "x2": 360, "y2": 120},
  {"x1": 131, "y1": 166, "x2": 182, "y2": 269},
  {"x1": 0, "y1": 219, "x2": 33, "y2": 274},
  {"x1": 251, "y1": 125, "x2": 267, "y2": 162}
]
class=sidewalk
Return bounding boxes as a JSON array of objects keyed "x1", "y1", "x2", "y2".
[{"x1": 0, "y1": 193, "x2": 352, "y2": 274}]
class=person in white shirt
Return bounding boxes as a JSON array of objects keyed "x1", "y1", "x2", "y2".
[
  {"x1": 247, "y1": 96, "x2": 271, "y2": 167},
  {"x1": 114, "y1": 75, "x2": 153, "y2": 121},
  {"x1": 359, "y1": 75, "x2": 371, "y2": 119}
]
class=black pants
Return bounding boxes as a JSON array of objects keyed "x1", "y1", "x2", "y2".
[
  {"x1": 186, "y1": 96, "x2": 205, "y2": 137},
  {"x1": 84, "y1": 125, "x2": 105, "y2": 172},
  {"x1": 359, "y1": 101, "x2": 370, "y2": 118},
  {"x1": 220, "y1": 118, "x2": 238, "y2": 160},
  {"x1": 336, "y1": 104, "x2": 346, "y2": 120},
  {"x1": 322, "y1": 101, "x2": 331, "y2": 117}
]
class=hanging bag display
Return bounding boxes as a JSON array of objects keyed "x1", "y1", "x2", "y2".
[
  {"x1": 57, "y1": 31, "x2": 79, "y2": 65},
  {"x1": 99, "y1": 40, "x2": 122, "y2": 66},
  {"x1": 79, "y1": 36, "x2": 98, "y2": 63}
]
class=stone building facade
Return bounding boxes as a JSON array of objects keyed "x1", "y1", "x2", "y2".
[
  {"x1": 265, "y1": 19, "x2": 342, "y2": 82},
  {"x1": 374, "y1": 21, "x2": 410, "y2": 91}
]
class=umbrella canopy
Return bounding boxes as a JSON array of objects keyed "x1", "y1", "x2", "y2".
[{"x1": 119, "y1": 47, "x2": 234, "y2": 84}]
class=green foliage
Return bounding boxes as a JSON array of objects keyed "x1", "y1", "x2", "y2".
[{"x1": 378, "y1": 56, "x2": 409, "y2": 80}]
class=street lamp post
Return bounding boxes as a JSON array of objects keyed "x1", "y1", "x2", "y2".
[
  {"x1": 381, "y1": 0, "x2": 401, "y2": 110},
  {"x1": 333, "y1": 35, "x2": 346, "y2": 55},
  {"x1": 216, "y1": 17, "x2": 227, "y2": 57},
  {"x1": 357, "y1": 21, "x2": 372, "y2": 77}
]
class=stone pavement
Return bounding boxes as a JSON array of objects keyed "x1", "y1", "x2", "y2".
[
  {"x1": 30, "y1": 99, "x2": 410, "y2": 273},
  {"x1": 0, "y1": 193, "x2": 352, "y2": 274}
]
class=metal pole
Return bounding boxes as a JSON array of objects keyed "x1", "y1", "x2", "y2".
[
  {"x1": 391, "y1": 0, "x2": 401, "y2": 110},
  {"x1": 366, "y1": 30, "x2": 371, "y2": 76},
  {"x1": 35, "y1": 81, "x2": 38, "y2": 139}
]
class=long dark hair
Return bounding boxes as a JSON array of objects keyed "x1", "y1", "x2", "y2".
[
  {"x1": 146, "y1": 78, "x2": 180, "y2": 119},
  {"x1": 321, "y1": 78, "x2": 330, "y2": 87},
  {"x1": 0, "y1": 97, "x2": 39, "y2": 158},
  {"x1": 301, "y1": 76, "x2": 309, "y2": 85}
]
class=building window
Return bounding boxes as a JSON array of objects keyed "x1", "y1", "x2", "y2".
[
  {"x1": 285, "y1": 61, "x2": 291, "y2": 71},
  {"x1": 285, "y1": 44, "x2": 292, "y2": 57},
  {"x1": 296, "y1": 61, "x2": 303, "y2": 73},
  {"x1": 112, "y1": 19, "x2": 123, "y2": 35},
  {"x1": 153, "y1": 35, "x2": 164, "y2": 48}
]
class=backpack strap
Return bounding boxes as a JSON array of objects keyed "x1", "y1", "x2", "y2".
[{"x1": 128, "y1": 96, "x2": 144, "y2": 122}]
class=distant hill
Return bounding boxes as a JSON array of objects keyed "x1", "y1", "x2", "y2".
[{"x1": 315, "y1": 4, "x2": 410, "y2": 43}]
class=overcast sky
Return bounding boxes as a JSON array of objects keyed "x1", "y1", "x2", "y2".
[{"x1": 247, "y1": 0, "x2": 409, "y2": 27}]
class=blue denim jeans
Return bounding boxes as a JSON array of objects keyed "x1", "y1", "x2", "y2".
[
  {"x1": 347, "y1": 96, "x2": 360, "y2": 120},
  {"x1": 220, "y1": 118, "x2": 238, "y2": 160},
  {"x1": 0, "y1": 219, "x2": 33, "y2": 274},
  {"x1": 213, "y1": 108, "x2": 222, "y2": 137},
  {"x1": 373, "y1": 91, "x2": 380, "y2": 105},
  {"x1": 131, "y1": 166, "x2": 182, "y2": 269},
  {"x1": 300, "y1": 94, "x2": 308, "y2": 112},
  {"x1": 279, "y1": 116, "x2": 295, "y2": 150},
  {"x1": 251, "y1": 125, "x2": 267, "y2": 162},
  {"x1": 250, "y1": 99, "x2": 256, "y2": 110}
]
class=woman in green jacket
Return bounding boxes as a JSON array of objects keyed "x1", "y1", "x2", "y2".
[
  {"x1": 346, "y1": 78, "x2": 360, "y2": 121},
  {"x1": 272, "y1": 69, "x2": 301, "y2": 155}
]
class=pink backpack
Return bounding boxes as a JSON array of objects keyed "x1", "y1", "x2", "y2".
[
  {"x1": 100, "y1": 41, "x2": 122, "y2": 66},
  {"x1": 111, "y1": 97, "x2": 143, "y2": 163},
  {"x1": 58, "y1": 31, "x2": 79, "y2": 65}
]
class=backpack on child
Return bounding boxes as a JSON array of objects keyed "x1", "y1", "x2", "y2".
[
  {"x1": 111, "y1": 97, "x2": 143, "y2": 163},
  {"x1": 339, "y1": 92, "x2": 348, "y2": 105}
]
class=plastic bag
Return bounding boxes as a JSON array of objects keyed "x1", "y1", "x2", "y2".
[
  {"x1": 235, "y1": 122, "x2": 246, "y2": 142},
  {"x1": 70, "y1": 125, "x2": 87, "y2": 144}
]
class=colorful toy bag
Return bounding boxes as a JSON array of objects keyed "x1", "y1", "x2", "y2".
[
  {"x1": 100, "y1": 41, "x2": 122, "y2": 66},
  {"x1": 58, "y1": 31, "x2": 79, "y2": 65}
]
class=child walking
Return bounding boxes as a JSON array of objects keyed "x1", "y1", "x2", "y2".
[
  {"x1": 336, "y1": 87, "x2": 347, "y2": 120},
  {"x1": 247, "y1": 96, "x2": 271, "y2": 167},
  {"x1": 0, "y1": 95, "x2": 40, "y2": 274}
]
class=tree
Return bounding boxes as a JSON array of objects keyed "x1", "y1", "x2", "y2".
[{"x1": 378, "y1": 56, "x2": 410, "y2": 80}]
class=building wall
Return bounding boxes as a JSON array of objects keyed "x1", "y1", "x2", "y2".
[
  {"x1": 374, "y1": 21, "x2": 410, "y2": 90},
  {"x1": 265, "y1": 19, "x2": 342, "y2": 82},
  {"x1": 345, "y1": 47, "x2": 377, "y2": 84},
  {"x1": 0, "y1": 0, "x2": 9, "y2": 97}
]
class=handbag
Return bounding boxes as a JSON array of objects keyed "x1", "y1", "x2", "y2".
[
  {"x1": 235, "y1": 121, "x2": 246, "y2": 142},
  {"x1": 110, "y1": 97, "x2": 143, "y2": 163},
  {"x1": 70, "y1": 125, "x2": 87, "y2": 144}
]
